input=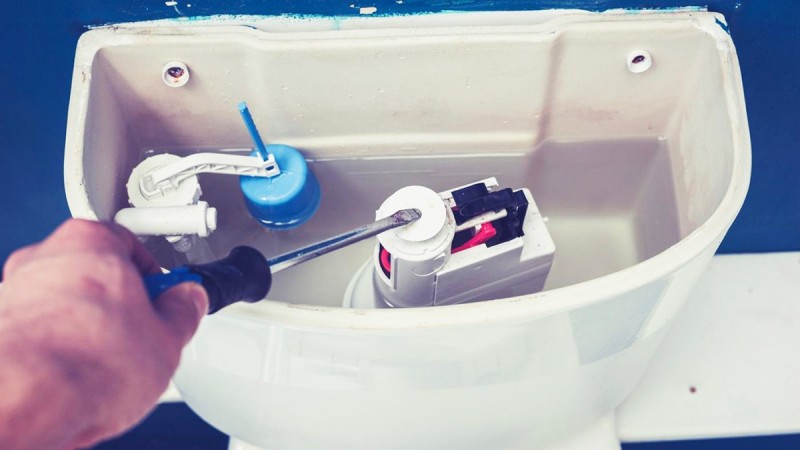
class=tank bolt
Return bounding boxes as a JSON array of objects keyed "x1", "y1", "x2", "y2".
[{"x1": 162, "y1": 61, "x2": 190, "y2": 87}]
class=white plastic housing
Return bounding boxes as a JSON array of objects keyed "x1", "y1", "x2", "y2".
[
  {"x1": 64, "y1": 11, "x2": 750, "y2": 450},
  {"x1": 127, "y1": 153, "x2": 201, "y2": 207},
  {"x1": 438, "y1": 187, "x2": 554, "y2": 305},
  {"x1": 374, "y1": 185, "x2": 455, "y2": 307}
]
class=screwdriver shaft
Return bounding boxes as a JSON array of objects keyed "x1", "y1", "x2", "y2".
[{"x1": 267, "y1": 208, "x2": 421, "y2": 274}]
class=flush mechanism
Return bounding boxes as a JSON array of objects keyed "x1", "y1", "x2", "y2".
[{"x1": 343, "y1": 177, "x2": 556, "y2": 309}]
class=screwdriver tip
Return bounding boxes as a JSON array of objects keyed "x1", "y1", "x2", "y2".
[{"x1": 395, "y1": 208, "x2": 422, "y2": 224}]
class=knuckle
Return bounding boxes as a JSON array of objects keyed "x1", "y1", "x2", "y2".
[
  {"x1": 66, "y1": 252, "x2": 141, "y2": 306},
  {"x1": 95, "y1": 253, "x2": 140, "y2": 289},
  {"x1": 57, "y1": 219, "x2": 123, "y2": 250},
  {"x1": 58, "y1": 218, "x2": 103, "y2": 236},
  {"x1": 3, "y1": 245, "x2": 37, "y2": 276}
]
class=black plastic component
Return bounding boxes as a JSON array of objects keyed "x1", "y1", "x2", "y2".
[
  {"x1": 451, "y1": 228, "x2": 474, "y2": 249},
  {"x1": 185, "y1": 246, "x2": 272, "y2": 314},
  {"x1": 450, "y1": 184, "x2": 530, "y2": 248},
  {"x1": 452, "y1": 182, "x2": 489, "y2": 208},
  {"x1": 458, "y1": 189, "x2": 517, "y2": 218}
]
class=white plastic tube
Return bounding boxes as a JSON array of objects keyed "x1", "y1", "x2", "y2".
[{"x1": 114, "y1": 201, "x2": 217, "y2": 237}]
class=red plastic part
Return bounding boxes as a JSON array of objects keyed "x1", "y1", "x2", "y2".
[
  {"x1": 452, "y1": 222, "x2": 497, "y2": 254},
  {"x1": 380, "y1": 247, "x2": 392, "y2": 273}
]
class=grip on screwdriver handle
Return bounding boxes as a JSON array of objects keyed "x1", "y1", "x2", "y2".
[
  {"x1": 186, "y1": 246, "x2": 272, "y2": 314},
  {"x1": 145, "y1": 246, "x2": 272, "y2": 314}
]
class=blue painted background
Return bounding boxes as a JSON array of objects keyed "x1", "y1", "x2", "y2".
[{"x1": 0, "y1": 2, "x2": 798, "y2": 447}]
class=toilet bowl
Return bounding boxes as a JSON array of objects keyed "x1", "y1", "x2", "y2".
[{"x1": 64, "y1": 10, "x2": 750, "y2": 449}]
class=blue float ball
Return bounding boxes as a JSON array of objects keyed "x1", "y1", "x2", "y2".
[{"x1": 239, "y1": 145, "x2": 321, "y2": 230}]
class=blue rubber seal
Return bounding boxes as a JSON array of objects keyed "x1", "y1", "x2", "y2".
[{"x1": 239, "y1": 145, "x2": 321, "y2": 230}]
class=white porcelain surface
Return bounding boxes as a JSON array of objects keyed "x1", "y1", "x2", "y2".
[{"x1": 617, "y1": 252, "x2": 800, "y2": 441}]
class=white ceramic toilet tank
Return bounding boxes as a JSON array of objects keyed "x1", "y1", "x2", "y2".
[{"x1": 64, "y1": 10, "x2": 750, "y2": 449}]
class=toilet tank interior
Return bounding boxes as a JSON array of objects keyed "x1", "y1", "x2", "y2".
[{"x1": 72, "y1": 15, "x2": 737, "y2": 305}]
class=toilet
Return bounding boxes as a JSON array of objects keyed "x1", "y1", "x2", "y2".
[{"x1": 64, "y1": 10, "x2": 750, "y2": 449}]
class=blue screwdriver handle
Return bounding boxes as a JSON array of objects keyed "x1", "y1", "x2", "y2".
[
  {"x1": 143, "y1": 246, "x2": 272, "y2": 314},
  {"x1": 144, "y1": 267, "x2": 203, "y2": 300}
]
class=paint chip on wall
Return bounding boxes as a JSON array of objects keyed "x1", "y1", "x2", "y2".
[{"x1": 360, "y1": 6, "x2": 378, "y2": 14}]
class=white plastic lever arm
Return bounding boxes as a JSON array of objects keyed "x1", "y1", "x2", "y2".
[{"x1": 139, "y1": 152, "x2": 280, "y2": 199}]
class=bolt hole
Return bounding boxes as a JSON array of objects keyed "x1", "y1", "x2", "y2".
[
  {"x1": 167, "y1": 67, "x2": 185, "y2": 79},
  {"x1": 162, "y1": 61, "x2": 190, "y2": 88},
  {"x1": 627, "y1": 50, "x2": 653, "y2": 74}
]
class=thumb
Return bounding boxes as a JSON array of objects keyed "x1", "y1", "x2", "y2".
[{"x1": 153, "y1": 282, "x2": 209, "y2": 345}]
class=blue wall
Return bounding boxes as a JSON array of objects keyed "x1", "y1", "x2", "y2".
[{"x1": 0, "y1": 0, "x2": 798, "y2": 265}]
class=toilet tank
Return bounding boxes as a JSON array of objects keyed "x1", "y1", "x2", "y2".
[{"x1": 64, "y1": 10, "x2": 749, "y2": 450}]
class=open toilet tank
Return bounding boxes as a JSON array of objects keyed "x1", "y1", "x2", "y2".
[{"x1": 65, "y1": 10, "x2": 750, "y2": 450}]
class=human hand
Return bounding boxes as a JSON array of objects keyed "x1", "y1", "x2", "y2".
[{"x1": 0, "y1": 219, "x2": 208, "y2": 449}]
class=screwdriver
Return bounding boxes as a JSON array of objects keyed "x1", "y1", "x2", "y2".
[{"x1": 143, "y1": 208, "x2": 421, "y2": 314}]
